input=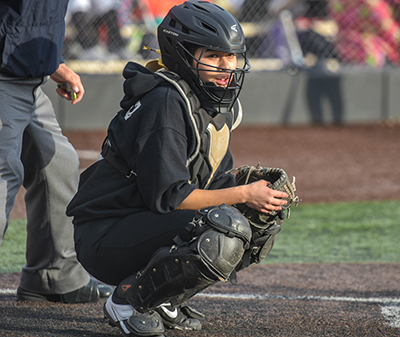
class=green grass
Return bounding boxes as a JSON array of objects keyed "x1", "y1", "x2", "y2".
[
  {"x1": 263, "y1": 200, "x2": 400, "y2": 264},
  {"x1": 1, "y1": 200, "x2": 400, "y2": 273},
  {"x1": 0, "y1": 219, "x2": 27, "y2": 273}
]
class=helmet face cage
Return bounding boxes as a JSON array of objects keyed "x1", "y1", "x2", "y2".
[
  {"x1": 177, "y1": 42, "x2": 250, "y2": 112},
  {"x1": 158, "y1": 0, "x2": 251, "y2": 113}
]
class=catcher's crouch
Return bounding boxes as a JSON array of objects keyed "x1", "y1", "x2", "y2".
[{"x1": 66, "y1": 2, "x2": 299, "y2": 336}]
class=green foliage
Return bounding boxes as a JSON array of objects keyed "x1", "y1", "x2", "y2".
[{"x1": 1, "y1": 200, "x2": 399, "y2": 274}]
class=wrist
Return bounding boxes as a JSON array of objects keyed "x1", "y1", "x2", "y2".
[{"x1": 234, "y1": 185, "x2": 248, "y2": 205}]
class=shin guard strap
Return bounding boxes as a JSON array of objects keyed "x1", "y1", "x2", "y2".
[{"x1": 127, "y1": 246, "x2": 217, "y2": 312}]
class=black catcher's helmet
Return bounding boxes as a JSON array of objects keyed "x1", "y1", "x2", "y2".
[{"x1": 158, "y1": 0, "x2": 251, "y2": 113}]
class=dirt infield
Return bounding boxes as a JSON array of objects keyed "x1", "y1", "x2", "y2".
[
  {"x1": 1, "y1": 263, "x2": 400, "y2": 336},
  {"x1": 2, "y1": 123, "x2": 400, "y2": 336}
]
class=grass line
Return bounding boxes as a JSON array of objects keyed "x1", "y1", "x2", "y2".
[{"x1": 1, "y1": 200, "x2": 399, "y2": 273}]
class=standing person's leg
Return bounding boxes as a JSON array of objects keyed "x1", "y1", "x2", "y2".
[
  {"x1": 0, "y1": 75, "x2": 35, "y2": 245},
  {"x1": 101, "y1": 10, "x2": 126, "y2": 53},
  {"x1": 16, "y1": 78, "x2": 111, "y2": 301},
  {"x1": 70, "y1": 11, "x2": 99, "y2": 50}
]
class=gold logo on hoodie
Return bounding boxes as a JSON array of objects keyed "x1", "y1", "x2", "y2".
[{"x1": 205, "y1": 123, "x2": 230, "y2": 188}]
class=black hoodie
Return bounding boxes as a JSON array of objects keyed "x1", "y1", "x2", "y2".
[{"x1": 67, "y1": 62, "x2": 235, "y2": 224}]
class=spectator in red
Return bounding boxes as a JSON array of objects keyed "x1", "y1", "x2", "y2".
[{"x1": 329, "y1": 0, "x2": 400, "y2": 67}]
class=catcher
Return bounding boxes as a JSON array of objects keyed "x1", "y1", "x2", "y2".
[{"x1": 67, "y1": 1, "x2": 299, "y2": 336}]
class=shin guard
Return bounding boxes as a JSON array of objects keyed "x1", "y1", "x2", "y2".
[{"x1": 127, "y1": 204, "x2": 251, "y2": 312}]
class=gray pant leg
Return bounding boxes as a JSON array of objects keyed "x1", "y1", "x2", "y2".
[
  {"x1": 0, "y1": 75, "x2": 89, "y2": 294},
  {"x1": 0, "y1": 76, "x2": 29, "y2": 241}
]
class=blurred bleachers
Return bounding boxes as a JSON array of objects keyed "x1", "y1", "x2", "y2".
[
  {"x1": 51, "y1": 0, "x2": 400, "y2": 128},
  {"x1": 63, "y1": 0, "x2": 400, "y2": 73}
]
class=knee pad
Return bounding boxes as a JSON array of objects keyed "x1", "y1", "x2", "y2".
[
  {"x1": 251, "y1": 218, "x2": 282, "y2": 263},
  {"x1": 193, "y1": 204, "x2": 252, "y2": 281},
  {"x1": 237, "y1": 217, "x2": 283, "y2": 273},
  {"x1": 126, "y1": 204, "x2": 251, "y2": 312}
]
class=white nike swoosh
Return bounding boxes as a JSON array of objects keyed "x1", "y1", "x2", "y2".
[{"x1": 159, "y1": 303, "x2": 178, "y2": 319}]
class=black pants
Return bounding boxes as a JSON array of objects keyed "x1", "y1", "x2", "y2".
[{"x1": 74, "y1": 210, "x2": 196, "y2": 285}]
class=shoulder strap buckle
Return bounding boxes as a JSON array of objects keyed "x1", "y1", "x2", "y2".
[{"x1": 101, "y1": 137, "x2": 136, "y2": 178}]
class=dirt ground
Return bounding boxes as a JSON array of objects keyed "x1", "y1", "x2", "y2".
[
  {"x1": 9, "y1": 123, "x2": 400, "y2": 218},
  {"x1": 1, "y1": 263, "x2": 400, "y2": 336},
  {"x1": 2, "y1": 123, "x2": 400, "y2": 336}
]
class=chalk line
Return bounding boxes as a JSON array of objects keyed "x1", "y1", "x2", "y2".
[
  {"x1": 197, "y1": 292, "x2": 400, "y2": 328},
  {"x1": 1, "y1": 288, "x2": 399, "y2": 328},
  {"x1": 197, "y1": 292, "x2": 400, "y2": 305}
]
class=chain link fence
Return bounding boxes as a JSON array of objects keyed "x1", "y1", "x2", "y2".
[{"x1": 63, "y1": 0, "x2": 400, "y2": 73}]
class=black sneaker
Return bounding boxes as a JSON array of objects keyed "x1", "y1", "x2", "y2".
[
  {"x1": 104, "y1": 296, "x2": 165, "y2": 337},
  {"x1": 155, "y1": 303, "x2": 203, "y2": 331},
  {"x1": 17, "y1": 277, "x2": 113, "y2": 303}
]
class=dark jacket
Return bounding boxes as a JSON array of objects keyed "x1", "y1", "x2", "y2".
[
  {"x1": 67, "y1": 62, "x2": 237, "y2": 224},
  {"x1": 0, "y1": 0, "x2": 69, "y2": 77}
]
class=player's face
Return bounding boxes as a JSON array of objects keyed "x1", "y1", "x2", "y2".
[{"x1": 192, "y1": 48, "x2": 238, "y2": 87}]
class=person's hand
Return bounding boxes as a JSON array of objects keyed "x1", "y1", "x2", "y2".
[
  {"x1": 50, "y1": 63, "x2": 84, "y2": 104},
  {"x1": 244, "y1": 179, "x2": 288, "y2": 214}
]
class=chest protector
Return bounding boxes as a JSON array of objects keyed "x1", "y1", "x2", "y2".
[
  {"x1": 101, "y1": 70, "x2": 242, "y2": 188},
  {"x1": 155, "y1": 71, "x2": 242, "y2": 189}
]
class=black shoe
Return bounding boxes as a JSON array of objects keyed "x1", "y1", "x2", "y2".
[
  {"x1": 104, "y1": 296, "x2": 165, "y2": 336},
  {"x1": 98, "y1": 283, "x2": 114, "y2": 299},
  {"x1": 155, "y1": 303, "x2": 203, "y2": 331},
  {"x1": 17, "y1": 277, "x2": 113, "y2": 303}
]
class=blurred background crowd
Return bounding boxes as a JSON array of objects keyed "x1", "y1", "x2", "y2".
[{"x1": 62, "y1": 0, "x2": 400, "y2": 72}]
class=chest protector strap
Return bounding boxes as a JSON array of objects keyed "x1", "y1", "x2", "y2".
[
  {"x1": 155, "y1": 71, "x2": 242, "y2": 189},
  {"x1": 102, "y1": 70, "x2": 242, "y2": 187}
]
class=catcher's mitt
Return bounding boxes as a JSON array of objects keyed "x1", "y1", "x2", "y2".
[{"x1": 228, "y1": 164, "x2": 300, "y2": 228}]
